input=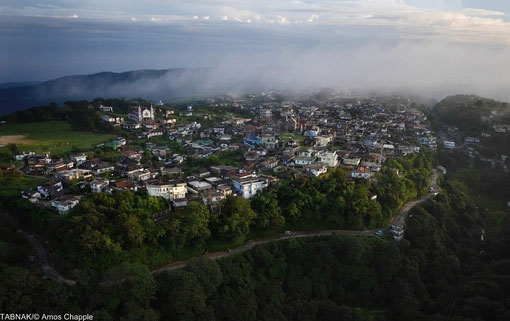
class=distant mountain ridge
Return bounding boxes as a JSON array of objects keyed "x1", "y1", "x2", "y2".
[
  {"x1": 0, "y1": 81, "x2": 43, "y2": 89},
  {"x1": 0, "y1": 68, "x2": 214, "y2": 115}
]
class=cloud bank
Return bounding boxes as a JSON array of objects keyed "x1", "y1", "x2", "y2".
[{"x1": 1, "y1": 0, "x2": 510, "y2": 101}]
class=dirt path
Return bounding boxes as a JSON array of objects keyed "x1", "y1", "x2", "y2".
[
  {"x1": 18, "y1": 230, "x2": 76, "y2": 285},
  {"x1": 4, "y1": 213, "x2": 75, "y2": 285},
  {"x1": 0, "y1": 135, "x2": 33, "y2": 145}
]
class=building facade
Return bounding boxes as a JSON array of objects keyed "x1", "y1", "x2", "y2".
[{"x1": 146, "y1": 180, "x2": 187, "y2": 200}]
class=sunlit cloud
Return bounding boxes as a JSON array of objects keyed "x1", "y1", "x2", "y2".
[
  {"x1": 307, "y1": 14, "x2": 319, "y2": 22},
  {"x1": 1, "y1": 0, "x2": 510, "y2": 101}
]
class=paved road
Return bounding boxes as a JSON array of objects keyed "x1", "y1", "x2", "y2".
[
  {"x1": 390, "y1": 169, "x2": 439, "y2": 228},
  {"x1": 16, "y1": 168, "x2": 440, "y2": 280},
  {"x1": 152, "y1": 169, "x2": 441, "y2": 273}
]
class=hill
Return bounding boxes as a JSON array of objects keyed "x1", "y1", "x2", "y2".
[
  {"x1": 433, "y1": 94, "x2": 510, "y2": 134},
  {"x1": 0, "y1": 81, "x2": 42, "y2": 89},
  {"x1": 0, "y1": 68, "x2": 213, "y2": 115}
]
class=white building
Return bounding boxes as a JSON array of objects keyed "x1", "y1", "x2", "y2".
[
  {"x1": 187, "y1": 180, "x2": 213, "y2": 192},
  {"x1": 55, "y1": 169, "x2": 92, "y2": 181},
  {"x1": 70, "y1": 153, "x2": 87, "y2": 165},
  {"x1": 52, "y1": 195, "x2": 80, "y2": 215},
  {"x1": 90, "y1": 179, "x2": 109, "y2": 193},
  {"x1": 128, "y1": 169, "x2": 151, "y2": 182},
  {"x1": 21, "y1": 190, "x2": 41, "y2": 203},
  {"x1": 93, "y1": 163, "x2": 115, "y2": 175},
  {"x1": 146, "y1": 180, "x2": 187, "y2": 200},
  {"x1": 232, "y1": 175, "x2": 269, "y2": 198},
  {"x1": 259, "y1": 109, "x2": 272, "y2": 117},
  {"x1": 382, "y1": 144, "x2": 395, "y2": 154},
  {"x1": 294, "y1": 156, "x2": 315, "y2": 166},
  {"x1": 129, "y1": 105, "x2": 155, "y2": 122},
  {"x1": 314, "y1": 136, "x2": 332, "y2": 147},
  {"x1": 317, "y1": 151, "x2": 338, "y2": 167},
  {"x1": 260, "y1": 134, "x2": 278, "y2": 150},
  {"x1": 465, "y1": 137, "x2": 480, "y2": 144},
  {"x1": 146, "y1": 130, "x2": 164, "y2": 139},
  {"x1": 99, "y1": 105, "x2": 113, "y2": 112},
  {"x1": 351, "y1": 169, "x2": 371, "y2": 180},
  {"x1": 342, "y1": 157, "x2": 361, "y2": 167},
  {"x1": 444, "y1": 141, "x2": 456, "y2": 149},
  {"x1": 305, "y1": 163, "x2": 328, "y2": 176},
  {"x1": 102, "y1": 115, "x2": 116, "y2": 123}
]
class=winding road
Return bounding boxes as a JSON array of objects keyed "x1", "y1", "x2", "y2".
[
  {"x1": 151, "y1": 169, "x2": 441, "y2": 273},
  {"x1": 19, "y1": 169, "x2": 440, "y2": 281}
]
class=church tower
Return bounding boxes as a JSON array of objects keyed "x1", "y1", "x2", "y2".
[
  {"x1": 150, "y1": 104, "x2": 155, "y2": 120},
  {"x1": 138, "y1": 105, "x2": 142, "y2": 122}
]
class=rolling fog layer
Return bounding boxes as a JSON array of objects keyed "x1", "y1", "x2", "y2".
[
  {"x1": 2, "y1": 12, "x2": 510, "y2": 105},
  {"x1": 144, "y1": 41, "x2": 510, "y2": 102}
]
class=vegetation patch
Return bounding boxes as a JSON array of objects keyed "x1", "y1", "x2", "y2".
[{"x1": 0, "y1": 121, "x2": 115, "y2": 155}]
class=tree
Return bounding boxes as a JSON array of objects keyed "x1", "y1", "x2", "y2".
[
  {"x1": 101, "y1": 264, "x2": 158, "y2": 321},
  {"x1": 165, "y1": 202, "x2": 211, "y2": 249},
  {"x1": 0, "y1": 267, "x2": 40, "y2": 311},
  {"x1": 66, "y1": 101, "x2": 97, "y2": 131},
  {"x1": 251, "y1": 191, "x2": 285, "y2": 230},
  {"x1": 213, "y1": 195, "x2": 256, "y2": 242},
  {"x1": 6, "y1": 143, "x2": 19, "y2": 155},
  {"x1": 104, "y1": 264, "x2": 156, "y2": 303},
  {"x1": 121, "y1": 214, "x2": 146, "y2": 247},
  {"x1": 155, "y1": 270, "x2": 212, "y2": 321},
  {"x1": 185, "y1": 257, "x2": 223, "y2": 297}
]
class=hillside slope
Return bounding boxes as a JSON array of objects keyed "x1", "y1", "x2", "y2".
[
  {"x1": 0, "y1": 68, "x2": 212, "y2": 115},
  {"x1": 433, "y1": 94, "x2": 509, "y2": 134}
]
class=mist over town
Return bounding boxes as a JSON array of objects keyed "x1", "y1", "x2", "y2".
[{"x1": 1, "y1": 1, "x2": 510, "y2": 321}]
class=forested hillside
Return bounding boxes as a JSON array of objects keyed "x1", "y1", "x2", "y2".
[
  {"x1": 0, "y1": 151, "x2": 433, "y2": 275},
  {"x1": 151, "y1": 180, "x2": 509, "y2": 321},
  {"x1": 433, "y1": 94, "x2": 509, "y2": 135},
  {"x1": 2, "y1": 177, "x2": 509, "y2": 320}
]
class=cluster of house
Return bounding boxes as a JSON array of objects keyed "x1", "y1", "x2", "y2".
[
  {"x1": 145, "y1": 167, "x2": 276, "y2": 209},
  {"x1": 19, "y1": 147, "x2": 278, "y2": 214},
  {"x1": 440, "y1": 124, "x2": 508, "y2": 171},
  {"x1": 22, "y1": 180, "x2": 80, "y2": 215},
  {"x1": 203, "y1": 98, "x2": 432, "y2": 181},
  {"x1": 16, "y1": 94, "x2": 438, "y2": 215}
]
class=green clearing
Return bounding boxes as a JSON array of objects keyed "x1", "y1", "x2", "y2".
[
  {"x1": 279, "y1": 132, "x2": 305, "y2": 143},
  {"x1": 0, "y1": 121, "x2": 115, "y2": 155},
  {"x1": 0, "y1": 175, "x2": 47, "y2": 198}
]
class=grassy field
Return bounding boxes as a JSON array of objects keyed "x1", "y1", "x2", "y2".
[
  {"x1": 279, "y1": 133, "x2": 305, "y2": 143},
  {"x1": 0, "y1": 175, "x2": 47, "y2": 198},
  {"x1": 0, "y1": 121, "x2": 115, "y2": 155}
]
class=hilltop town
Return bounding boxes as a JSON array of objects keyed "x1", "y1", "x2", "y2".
[{"x1": 11, "y1": 93, "x2": 437, "y2": 219}]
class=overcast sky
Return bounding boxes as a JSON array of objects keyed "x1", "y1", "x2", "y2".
[{"x1": 1, "y1": 0, "x2": 510, "y2": 99}]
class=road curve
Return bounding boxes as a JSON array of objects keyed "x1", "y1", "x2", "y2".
[
  {"x1": 17, "y1": 169, "x2": 440, "y2": 280},
  {"x1": 152, "y1": 169, "x2": 441, "y2": 273}
]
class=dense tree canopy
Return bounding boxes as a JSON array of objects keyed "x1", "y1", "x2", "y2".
[
  {"x1": 2, "y1": 172, "x2": 510, "y2": 321},
  {"x1": 151, "y1": 180, "x2": 510, "y2": 321}
]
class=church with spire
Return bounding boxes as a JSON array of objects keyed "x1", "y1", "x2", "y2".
[{"x1": 128, "y1": 105, "x2": 155, "y2": 123}]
